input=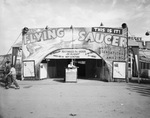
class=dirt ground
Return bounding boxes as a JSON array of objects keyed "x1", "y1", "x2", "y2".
[{"x1": 0, "y1": 78, "x2": 150, "y2": 118}]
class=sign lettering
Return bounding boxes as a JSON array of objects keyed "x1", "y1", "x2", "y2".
[
  {"x1": 46, "y1": 49, "x2": 101, "y2": 59},
  {"x1": 128, "y1": 36, "x2": 142, "y2": 41},
  {"x1": 24, "y1": 28, "x2": 64, "y2": 44},
  {"x1": 23, "y1": 28, "x2": 126, "y2": 47},
  {"x1": 92, "y1": 27, "x2": 122, "y2": 35}
]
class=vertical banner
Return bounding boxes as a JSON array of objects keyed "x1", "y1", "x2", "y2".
[
  {"x1": 132, "y1": 46, "x2": 139, "y2": 74},
  {"x1": 135, "y1": 55, "x2": 138, "y2": 73},
  {"x1": 12, "y1": 47, "x2": 19, "y2": 67}
]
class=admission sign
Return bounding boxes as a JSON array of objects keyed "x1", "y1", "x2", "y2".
[{"x1": 45, "y1": 48, "x2": 101, "y2": 59}]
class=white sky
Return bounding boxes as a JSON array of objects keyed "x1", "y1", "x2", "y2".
[{"x1": 0, "y1": 0, "x2": 150, "y2": 55}]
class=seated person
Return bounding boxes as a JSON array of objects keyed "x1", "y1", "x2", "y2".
[{"x1": 68, "y1": 61, "x2": 76, "y2": 68}]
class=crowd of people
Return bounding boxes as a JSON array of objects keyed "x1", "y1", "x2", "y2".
[{"x1": 0, "y1": 61, "x2": 20, "y2": 89}]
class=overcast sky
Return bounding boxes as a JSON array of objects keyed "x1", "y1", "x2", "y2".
[{"x1": 0, "y1": 0, "x2": 150, "y2": 55}]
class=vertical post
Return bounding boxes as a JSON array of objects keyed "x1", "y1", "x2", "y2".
[
  {"x1": 70, "y1": 25, "x2": 73, "y2": 49},
  {"x1": 137, "y1": 54, "x2": 140, "y2": 83},
  {"x1": 122, "y1": 23, "x2": 129, "y2": 83},
  {"x1": 130, "y1": 53, "x2": 133, "y2": 80},
  {"x1": 126, "y1": 26, "x2": 129, "y2": 83},
  {"x1": 70, "y1": 25, "x2": 74, "y2": 65},
  {"x1": 21, "y1": 27, "x2": 29, "y2": 80}
]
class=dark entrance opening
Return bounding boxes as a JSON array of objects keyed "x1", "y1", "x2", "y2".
[
  {"x1": 75, "y1": 59, "x2": 106, "y2": 79},
  {"x1": 47, "y1": 59, "x2": 106, "y2": 79},
  {"x1": 76, "y1": 59, "x2": 86, "y2": 78},
  {"x1": 47, "y1": 59, "x2": 70, "y2": 78}
]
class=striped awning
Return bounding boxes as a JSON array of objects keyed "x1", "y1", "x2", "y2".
[{"x1": 139, "y1": 49, "x2": 150, "y2": 63}]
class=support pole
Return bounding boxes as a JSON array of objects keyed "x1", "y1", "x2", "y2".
[{"x1": 122, "y1": 23, "x2": 129, "y2": 83}]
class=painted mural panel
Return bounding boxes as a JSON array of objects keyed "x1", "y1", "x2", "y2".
[
  {"x1": 23, "y1": 60, "x2": 35, "y2": 77},
  {"x1": 113, "y1": 61, "x2": 126, "y2": 79}
]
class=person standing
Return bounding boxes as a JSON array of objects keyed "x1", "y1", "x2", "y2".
[
  {"x1": 6, "y1": 64, "x2": 20, "y2": 89},
  {"x1": 5, "y1": 61, "x2": 12, "y2": 89}
]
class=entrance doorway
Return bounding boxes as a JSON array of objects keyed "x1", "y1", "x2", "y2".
[
  {"x1": 44, "y1": 48, "x2": 108, "y2": 80},
  {"x1": 76, "y1": 59, "x2": 86, "y2": 78},
  {"x1": 46, "y1": 59, "x2": 105, "y2": 79},
  {"x1": 47, "y1": 59, "x2": 69, "y2": 78}
]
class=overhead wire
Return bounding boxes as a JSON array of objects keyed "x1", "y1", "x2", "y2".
[{"x1": 0, "y1": 32, "x2": 22, "y2": 66}]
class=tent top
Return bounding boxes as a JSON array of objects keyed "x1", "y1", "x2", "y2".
[
  {"x1": 128, "y1": 40, "x2": 139, "y2": 46},
  {"x1": 139, "y1": 49, "x2": 150, "y2": 63},
  {"x1": 12, "y1": 41, "x2": 22, "y2": 48}
]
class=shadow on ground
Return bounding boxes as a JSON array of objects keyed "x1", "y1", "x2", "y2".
[
  {"x1": 53, "y1": 79, "x2": 65, "y2": 83},
  {"x1": 52, "y1": 77, "x2": 109, "y2": 83},
  {"x1": 127, "y1": 82, "x2": 150, "y2": 97},
  {"x1": 130, "y1": 78, "x2": 150, "y2": 84}
]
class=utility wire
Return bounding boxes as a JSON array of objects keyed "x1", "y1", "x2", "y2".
[
  {"x1": 8, "y1": 32, "x2": 22, "y2": 54},
  {"x1": 128, "y1": 29, "x2": 135, "y2": 37},
  {"x1": 0, "y1": 32, "x2": 22, "y2": 66}
]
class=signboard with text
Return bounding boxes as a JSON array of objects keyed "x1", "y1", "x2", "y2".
[
  {"x1": 46, "y1": 48, "x2": 101, "y2": 59},
  {"x1": 22, "y1": 27, "x2": 127, "y2": 63},
  {"x1": 128, "y1": 36, "x2": 142, "y2": 41},
  {"x1": 92, "y1": 27, "x2": 122, "y2": 35},
  {"x1": 22, "y1": 26, "x2": 127, "y2": 79}
]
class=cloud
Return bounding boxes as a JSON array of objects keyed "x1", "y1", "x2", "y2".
[
  {"x1": 111, "y1": 0, "x2": 117, "y2": 8},
  {"x1": 0, "y1": 0, "x2": 150, "y2": 54}
]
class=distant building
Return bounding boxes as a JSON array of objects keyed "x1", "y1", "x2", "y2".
[{"x1": 128, "y1": 38, "x2": 150, "y2": 79}]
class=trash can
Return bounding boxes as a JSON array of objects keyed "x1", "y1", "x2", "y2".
[{"x1": 65, "y1": 67, "x2": 77, "y2": 82}]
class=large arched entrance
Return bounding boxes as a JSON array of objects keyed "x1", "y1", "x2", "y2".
[{"x1": 40, "y1": 48, "x2": 107, "y2": 80}]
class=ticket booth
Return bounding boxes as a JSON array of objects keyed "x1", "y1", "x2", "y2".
[
  {"x1": 65, "y1": 60, "x2": 77, "y2": 82},
  {"x1": 65, "y1": 67, "x2": 77, "y2": 82}
]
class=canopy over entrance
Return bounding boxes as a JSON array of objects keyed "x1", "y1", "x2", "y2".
[{"x1": 45, "y1": 48, "x2": 101, "y2": 59}]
